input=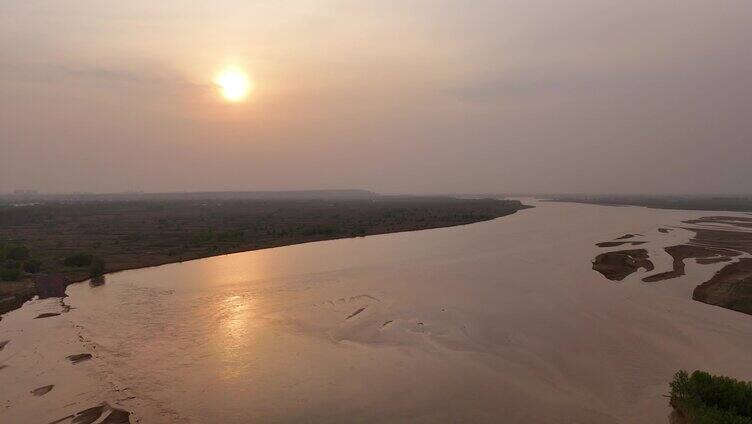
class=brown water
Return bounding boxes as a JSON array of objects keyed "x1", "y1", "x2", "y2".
[{"x1": 2, "y1": 200, "x2": 752, "y2": 423}]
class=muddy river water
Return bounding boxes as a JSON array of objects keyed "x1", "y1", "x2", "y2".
[{"x1": 2, "y1": 200, "x2": 752, "y2": 423}]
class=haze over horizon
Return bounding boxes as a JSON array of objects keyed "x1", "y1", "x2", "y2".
[{"x1": 2, "y1": 1, "x2": 751, "y2": 195}]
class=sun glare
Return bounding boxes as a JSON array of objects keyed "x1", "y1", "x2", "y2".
[{"x1": 215, "y1": 68, "x2": 253, "y2": 102}]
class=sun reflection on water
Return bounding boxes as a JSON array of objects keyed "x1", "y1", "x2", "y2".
[
  {"x1": 215, "y1": 293, "x2": 257, "y2": 378},
  {"x1": 219, "y1": 294, "x2": 254, "y2": 340}
]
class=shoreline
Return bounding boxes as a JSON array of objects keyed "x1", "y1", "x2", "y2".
[
  {"x1": 74, "y1": 210, "x2": 527, "y2": 281},
  {"x1": 1, "y1": 203, "x2": 531, "y2": 316}
]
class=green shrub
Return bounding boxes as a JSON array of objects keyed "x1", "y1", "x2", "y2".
[
  {"x1": 0, "y1": 260, "x2": 22, "y2": 281},
  {"x1": 63, "y1": 252, "x2": 94, "y2": 267},
  {"x1": 190, "y1": 230, "x2": 214, "y2": 245},
  {"x1": 6, "y1": 245, "x2": 29, "y2": 260},
  {"x1": 89, "y1": 256, "x2": 105, "y2": 276},
  {"x1": 6, "y1": 245, "x2": 29, "y2": 261},
  {"x1": 216, "y1": 230, "x2": 245, "y2": 242},
  {"x1": 0, "y1": 243, "x2": 30, "y2": 261},
  {"x1": 23, "y1": 259, "x2": 42, "y2": 273},
  {"x1": 670, "y1": 370, "x2": 752, "y2": 423}
]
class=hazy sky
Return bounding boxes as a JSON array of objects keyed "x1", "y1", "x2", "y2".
[{"x1": 2, "y1": 1, "x2": 751, "y2": 194}]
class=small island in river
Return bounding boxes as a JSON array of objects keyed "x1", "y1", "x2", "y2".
[{"x1": 592, "y1": 215, "x2": 752, "y2": 316}]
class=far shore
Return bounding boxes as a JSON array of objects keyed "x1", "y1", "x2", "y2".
[{"x1": 546, "y1": 195, "x2": 752, "y2": 213}]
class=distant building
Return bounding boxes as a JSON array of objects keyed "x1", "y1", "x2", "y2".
[{"x1": 13, "y1": 189, "x2": 38, "y2": 195}]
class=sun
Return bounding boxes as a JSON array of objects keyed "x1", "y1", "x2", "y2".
[{"x1": 214, "y1": 68, "x2": 253, "y2": 102}]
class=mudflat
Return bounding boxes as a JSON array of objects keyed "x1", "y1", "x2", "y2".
[
  {"x1": 593, "y1": 215, "x2": 752, "y2": 316},
  {"x1": 694, "y1": 258, "x2": 752, "y2": 314}
]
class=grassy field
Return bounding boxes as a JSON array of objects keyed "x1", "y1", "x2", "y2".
[{"x1": 0, "y1": 196, "x2": 530, "y2": 314}]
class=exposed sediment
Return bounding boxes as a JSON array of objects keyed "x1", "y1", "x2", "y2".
[
  {"x1": 49, "y1": 403, "x2": 131, "y2": 424},
  {"x1": 30, "y1": 385, "x2": 54, "y2": 397},
  {"x1": 696, "y1": 257, "x2": 732, "y2": 265},
  {"x1": 647, "y1": 220, "x2": 752, "y2": 314},
  {"x1": 592, "y1": 249, "x2": 654, "y2": 281},
  {"x1": 34, "y1": 312, "x2": 61, "y2": 319},
  {"x1": 66, "y1": 353, "x2": 93, "y2": 364},
  {"x1": 642, "y1": 244, "x2": 739, "y2": 283},
  {"x1": 595, "y1": 241, "x2": 646, "y2": 248},
  {"x1": 594, "y1": 215, "x2": 752, "y2": 316},
  {"x1": 693, "y1": 258, "x2": 752, "y2": 315}
]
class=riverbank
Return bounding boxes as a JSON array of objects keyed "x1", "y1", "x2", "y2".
[{"x1": 0, "y1": 196, "x2": 531, "y2": 315}]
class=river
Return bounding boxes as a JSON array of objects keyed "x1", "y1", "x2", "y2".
[{"x1": 2, "y1": 200, "x2": 752, "y2": 423}]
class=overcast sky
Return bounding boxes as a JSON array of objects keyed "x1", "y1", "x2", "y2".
[{"x1": 2, "y1": 1, "x2": 751, "y2": 194}]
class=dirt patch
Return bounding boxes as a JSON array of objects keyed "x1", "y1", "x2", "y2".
[
  {"x1": 688, "y1": 227, "x2": 752, "y2": 255},
  {"x1": 596, "y1": 241, "x2": 647, "y2": 248},
  {"x1": 35, "y1": 275, "x2": 69, "y2": 299},
  {"x1": 49, "y1": 402, "x2": 131, "y2": 424},
  {"x1": 346, "y1": 307, "x2": 367, "y2": 320},
  {"x1": 693, "y1": 258, "x2": 752, "y2": 315},
  {"x1": 642, "y1": 244, "x2": 736, "y2": 282},
  {"x1": 66, "y1": 353, "x2": 93, "y2": 364},
  {"x1": 696, "y1": 257, "x2": 732, "y2": 265},
  {"x1": 31, "y1": 385, "x2": 54, "y2": 396},
  {"x1": 592, "y1": 249, "x2": 654, "y2": 281},
  {"x1": 627, "y1": 216, "x2": 752, "y2": 316}
]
